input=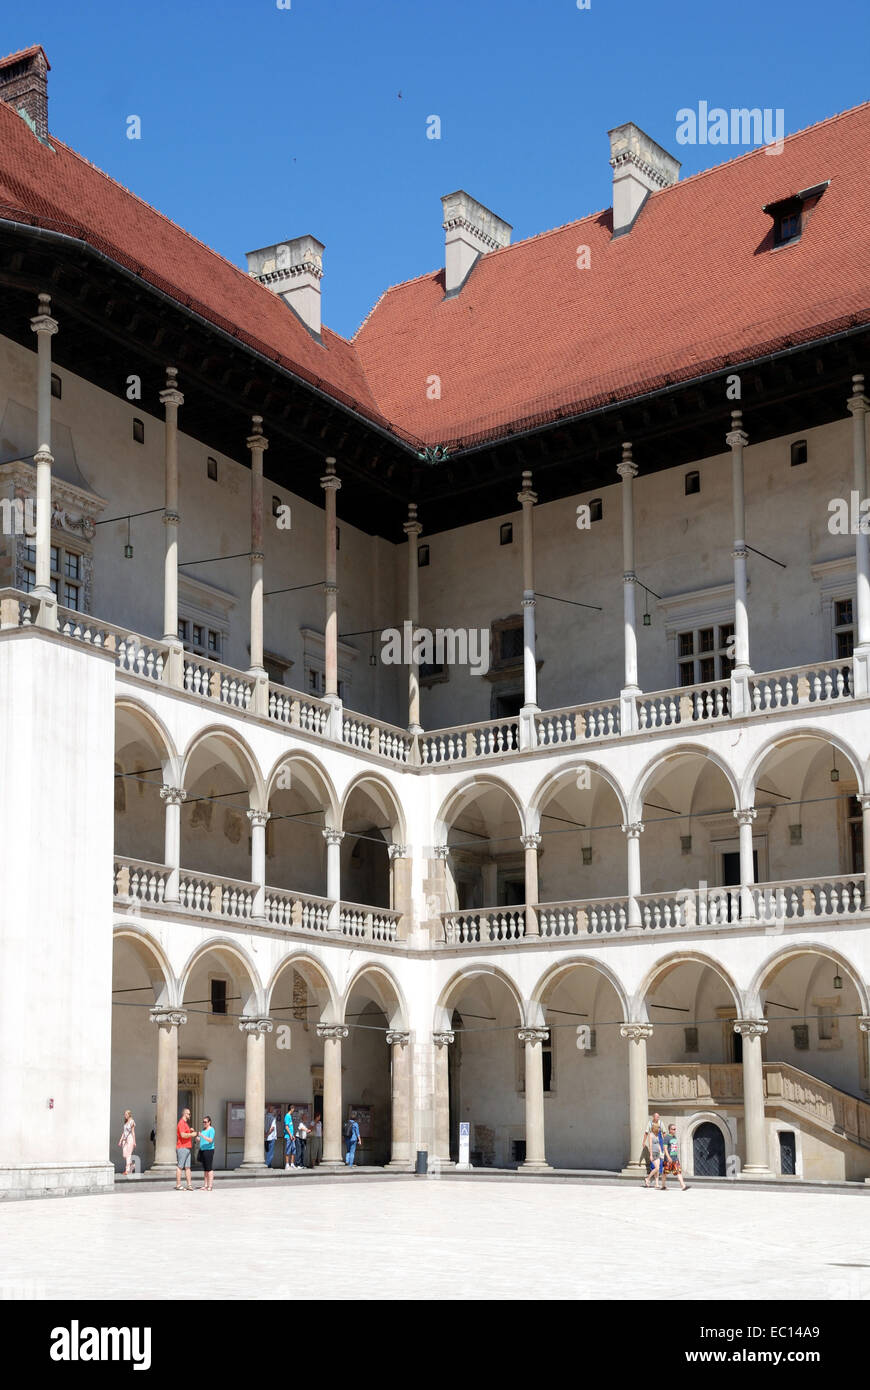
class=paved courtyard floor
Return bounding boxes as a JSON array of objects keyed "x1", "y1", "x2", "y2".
[{"x1": 0, "y1": 1177, "x2": 867, "y2": 1301}]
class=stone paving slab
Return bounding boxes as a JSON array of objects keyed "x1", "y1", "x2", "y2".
[{"x1": 0, "y1": 1178, "x2": 868, "y2": 1301}]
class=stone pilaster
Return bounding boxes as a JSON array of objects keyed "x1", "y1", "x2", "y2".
[
  {"x1": 619, "y1": 1023, "x2": 653, "y2": 1175},
  {"x1": 149, "y1": 1008, "x2": 187, "y2": 1170},
  {"x1": 239, "y1": 1017, "x2": 273, "y2": 1168}
]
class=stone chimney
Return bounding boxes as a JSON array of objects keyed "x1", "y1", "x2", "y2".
[
  {"x1": 607, "y1": 123, "x2": 680, "y2": 235},
  {"x1": 441, "y1": 191, "x2": 511, "y2": 296},
  {"x1": 246, "y1": 235, "x2": 325, "y2": 337},
  {"x1": 0, "y1": 45, "x2": 50, "y2": 141}
]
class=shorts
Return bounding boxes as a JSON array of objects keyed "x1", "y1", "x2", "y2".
[
  {"x1": 176, "y1": 1148, "x2": 191, "y2": 1169},
  {"x1": 664, "y1": 1157, "x2": 682, "y2": 1175},
  {"x1": 199, "y1": 1149, "x2": 214, "y2": 1171}
]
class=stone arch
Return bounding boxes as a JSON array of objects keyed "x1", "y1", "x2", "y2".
[
  {"x1": 178, "y1": 937, "x2": 264, "y2": 1017},
  {"x1": 633, "y1": 950, "x2": 742, "y2": 1022},
  {"x1": 741, "y1": 726, "x2": 865, "y2": 806},
  {"x1": 343, "y1": 962, "x2": 408, "y2": 1031},
  {"x1": 265, "y1": 750, "x2": 340, "y2": 828},
  {"x1": 747, "y1": 942, "x2": 869, "y2": 1017},
  {"x1": 115, "y1": 698, "x2": 180, "y2": 785},
  {"x1": 529, "y1": 954, "x2": 631, "y2": 1025},
  {"x1": 340, "y1": 771, "x2": 407, "y2": 845},
  {"x1": 528, "y1": 761, "x2": 629, "y2": 830},
  {"x1": 434, "y1": 774, "x2": 527, "y2": 844},
  {"x1": 628, "y1": 742, "x2": 741, "y2": 823},
  {"x1": 266, "y1": 950, "x2": 341, "y2": 1024},
  {"x1": 434, "y1": 963, "x2": 525, "y2": 1031},
  {"x1": 681, "y1": 1112, "x2": 737, "y2": 1177},
  {"x1": 112, "y1": 924, "x2": 175, "y2": 1007},
  {"x1": 181, "y1": 724, "x2": 267, "y2": 810}
]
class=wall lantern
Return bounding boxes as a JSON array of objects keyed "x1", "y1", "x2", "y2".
[
  {"x1": 830, "y1": 750, "x2": 840, "y2": 783},
  {"x1": 833, "y1": 972, "x2": 843, "y2": 991},
  {"x1": 124, "y1": 516, "x2": 133, "y2": 559},
  {"x1": 581, "y1": 846, "x2": 593, "y2": 866}
]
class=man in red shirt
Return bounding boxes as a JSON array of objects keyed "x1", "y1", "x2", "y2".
[{"x1": 175, "y1": 1107, "x2": 197, "y2": 1191}]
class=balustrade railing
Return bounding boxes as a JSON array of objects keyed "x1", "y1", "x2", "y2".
[
  {"x1": 535, "y1": 700, "x2": 620, "y2": 745},
  {"x1": 342, "y1": 712, "x2": 414, "y2": 764},
  {"x1": 269, "y1": 684, "x2": 331, "y2": 736},
  {"x1": 442, "y1": 908, "x2": 526, "y2": 944},
  {"x1": 421, "y1": 718, "x2": 520, "y2": 764},
  {"x1": 537, "y1": 897, "x2": 630, "y2": 935},
  {"x1": 113, "y1": 857, "x2": 169, "y2": 904},
  {"x1": 749, "y1": 661, "x2": 851, "y2": 711},
  {"x1": 339, "y1": 901, "x2": 401, "y2": 943},
  {"x1": 183, "y1": 653, "x2": 254, "y2": 711},
  {"x1": 637, "y1": 680, "x2": 730, "y2": 730},
  {"x1": 263, "y1": 887, "x2": 331, "y2": 932}
]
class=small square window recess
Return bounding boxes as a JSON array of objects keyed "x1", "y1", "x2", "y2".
[
  {"x1": 685, "y1": 470, "x2": 700, "y2": 495},
  {"x1": 789, "y1": 823, "x2": 803, "y2": 845},
  {"x1": 272, "y1": 496, "x2": 281, "y2": 518},
  {"x1": 500, "y1": 522, "x2": 513, "y2": 546},
  {"x1": 336, "y1": 526, "x2": 340, "y2": 552},
  {"x1": 207, "y1": 457, "x2": 218, "y2": 481},
  {"x1": 790, "y1": 440, "x2": 807, "y2": 467},
  {"x1": 418, "y1": 544, "x2": 430, "y2": 568},
  {"x1": 589, "y1": 498, "x2": 603, "y2": 523},
  {"x1": 50, "y1": 373, "x2": 62, "y2": 400},
  {"x1": 132, "y1": 418, "x2": 144, "y2": 444}
]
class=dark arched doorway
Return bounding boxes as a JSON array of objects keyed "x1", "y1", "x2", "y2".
[{"x1": 693, "y1": 1122, "x2": 725, "y2": 1176}]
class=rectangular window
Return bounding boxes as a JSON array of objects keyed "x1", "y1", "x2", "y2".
[
  {"x1": 677, "y1": 624, "x2": 734, "y2": 685},
  {"x1": 132, "y1": 418, "x2": 145, "y2": 443},
  {"x1": 210, "y1": 979, "x2": 228, "y2": 1016},
  {"x1": 817, "y1": 1006, "x2": 834, "y2": 1042},
  {"x1": 22, "y1": 541, "x2": 83, "y2": 611},
  {"x1": 834, "y1": 599, "x2": 854, "y2": 659},
  {"x1": 178, "y1": 618, "x2": 223, "y2": 661}
]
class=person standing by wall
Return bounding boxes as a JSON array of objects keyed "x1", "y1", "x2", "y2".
[
  {"x1": 284, "y1": 1106, "x2": 296, "y2": 1171},
  {"x1": 296, "y1": 1113, "x2": 309, "y2": 1169},
  {"x1": 344, "y1": 1113, "x2": 361, "y2": 1167},
  {"x1": 118, "y1": 1110, "x2": 136, "y2": 1177},
  {"x1": 198, "y1": 1116, "x2": 216, "y2": 1191},
  {"x1": 264, "y1": 1108, "x2": 277, "y2": 1168},
  {"x1": 176, "y1": 1108, "x2": 196, "y2": 1191},
  {"x1": 309, "y1": 1113, "x2": 323, "y2": 1168}
]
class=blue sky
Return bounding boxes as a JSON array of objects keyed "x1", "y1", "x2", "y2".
[{"x1": 9, "y1": 0, "x2": 869, "y2": 337}]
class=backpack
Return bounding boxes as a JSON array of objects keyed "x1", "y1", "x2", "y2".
[{"x1": 344, "y1": 1119, "x2": 355, "y2": 1140}]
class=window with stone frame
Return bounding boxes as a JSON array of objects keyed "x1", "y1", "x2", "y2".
[
  {"x1": 491, "y1": 614, "x2": 524, "y2": 669},
  {"x1": 833, "y1": 598, "x2": 854, "y2": 660},
  {"x1": 178, "y1": 617, "x2": 222, "y2": 662},
  {"x1": 677, "y1": 622, "x2": 734, "y2": 686},
  {"x1": 21, "y1": 539, "x2": 83, "y2": 610}
]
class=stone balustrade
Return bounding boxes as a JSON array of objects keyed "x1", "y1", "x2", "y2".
[
  {"x1": 263, "y1": 887, "x2": 331, "y2": 932},
  {"x1": 420, "y1": 717, "x2": 521, "y2": 764},
  {"x1": 534, "y1": 700, "x2": 621, "y2": 746},
  {"x1": 113, "y1": 857, "x2": 169, "y2": 904},
  {"x1": 537, "y1": 897, "x2": 630, "y2": 936},
  {"x1": 339, "y1": 901, "x2": 402, "y2": 943},
  {"x1": 342, "y1": 712, "x2": 414, "y2": 764},
  {"x1": 749, "y1": 662, "x2": 851, "y2": 710},
  {"x1": 442, "y1": 908, "x2": 526, "y2": 944},
  {"x1": 637, "y1": 679, "x2": 730, "y2": 730}
]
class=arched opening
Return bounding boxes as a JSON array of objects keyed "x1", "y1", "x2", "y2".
[
  {"x1": 265, "y1": 955, "x2": 339, "y2": 1169},
  {"x1": 114, "y1": 703, "x2": 176, "y2": 869},
  {"x1": 342, "y1": 966, "x2": 407, "y2": 1166},
  {"x1": 437, "y1": 969, "x2": 524, "y2": 1167},
  {"x1": 692, "y1": 1121, "x2": 726, "y2": 1176},
  {"x1": 439, "y1": 781, "x2": 525, "y2": 925},
  {"x1": 181, "y1": 732, "x2": 262, "y2": 887},
  {"x1": 266, "y1": 755, "x2": 335, "y2": 899},
  {"x1": 533, "y1": 767, "x2": 628, "y2": 928},
  {"x1": 341, "y1": 776, "x2": 404, "y2": 912},
  {"x1": 110, "y1": 930, "x2": 172, "y2": 1173}
]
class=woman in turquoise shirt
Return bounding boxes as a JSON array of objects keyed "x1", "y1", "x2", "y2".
[{"x1": 198, "y1": 1116, "x2": 216, "y2": 1191}]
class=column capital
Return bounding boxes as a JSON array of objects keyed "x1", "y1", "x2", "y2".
[
  {"x1": 239, "y1": 1016, "x2": 273, "y2": 1035},
  {"x1": 403, "y1": 501, "x2": 423, "y2": 538},
  {"x1": 160, "y1": 785, "x2": 187, "y2": 806},
  {"x1": 322, "y1": 581, "x2": 338, "y2": 595},
  {"x1": 247, "y1": 414, "x2": 269, "y2": 452},
  {"x1": 726, "y1": 409, "x2": 748, "y2": 449},
  {"x1": 616, "y1": 441, "x2": 637, "y2": 480},
  {"x1": 733, "y1": 1018, "x2": 768, "y2": 1037},
  {"x1": 162, "y1": 510, "x2": 180, "y2": 526},
  {"x1": 386, "y1": 1030, "x2": 410, "y2": 1047},
  {"x1": 621, "y1": 821, "x2": 644, "y2": 838},
  {"x1": 623, "y1": 570, "x2": 637, "y2": 585},
  {"x1": 521, "y1": 833, "x2": 542, "y2": 851},
  {"x1": 30, "y1": 293, "x2": 58, "y2": 336},
  {"x1": 322, "y1": 828, "x2": 345, "y2": 846},
  {"x1": 521, "y1": 593, "x2": 536, "y2": 608},
  {"x1": 247, "y1": 808, "x2": 271, "y2": 828},
  {"x1": 518, "y1": 1027, "x2": 549, "y2": 1045},
  {"x1": 732, "y1": 545, "x2": 748, "y2": 560},
  {"x1": 432, "y1": 1031, "x2": 455, "y2": 1047},
  {"x1": 320, "y1": 456, "x2": 341, "y2": 492},
  {"x1": 387, "y1": 843, "x2": 407, "y2": 860},
  {"x1": 433, "y1": 844, "x2": 451, "y2": 859},
  {"x1": 733, "y1": 807, "x2": 757, "y2": 826},
  {"x1": 33, "y1": 446, "x2": 54, "y2": 467},
  {"x1": 517, "y1": 469, "x2": 537, "y2": 506},
  {"x1": 149, "y1": 1007, "x2": 187, "y2": 1029},
  {"x1": 158, "y1": 365, "x2": 184, "y2": 409},
  {"x1": 859, "y1": 795, "x2": 870, "y2": 813},
  {"x1": 847, "y1": 375, "x2": 868, "y2": 415},
  {"x1": 620, "y1": 1022, "x2": 654, "y2": 1042},
  {"x1": 316, "y1": 1023, "x2": 349, "y2": 1041},
  {"x1": 857, "y1": 1017, "x2": 870, "y2": 1034}
]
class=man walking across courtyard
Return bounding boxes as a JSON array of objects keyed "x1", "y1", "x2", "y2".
[{"x1": 345, "y1": 1113, "x2": 361, "y2": 1166}]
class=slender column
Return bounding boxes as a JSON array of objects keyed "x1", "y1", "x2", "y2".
[
  {"x1": 248, "y1": 809, "x2": 270, "y2": 920},
  {"x1": 618, "y1": 443, "x2": 640, "y2": 730},
  {"x1": 521, "y1": 833, "x2": 541, "y2": 937},
  {"x1": 323, "y1": 828, "x2": 344, "y2": 932},
  {"x1": 160, "y1": 367, "x2": 185, "y2": 685},
  {"x1": 432, "y1": 1031, "x2": 454, "y2": 1163},
  {"x1": 403, "y1": 502, "x2": 423, "y2": 734},
  {"x1": 386, "y1": 1030, "x2": 412, "y2": 1167},
  {"x1": 622, "y1": 820, "x2": 644, "y2": 927},
  {"x1": 733, "y1": 807, "x2": 757, "y2": 921},
  {"x1": 160, "y1": 786, "x2": 186, "y2": 903},
  {"x1": 149, "y1": 1008, "x2": 187, "y2": 1169},
  {"x1": 320, "y1": 457, "x2": 342, "y2": 736},
  {"x1": 239, "y1": 1017, "x2": 273, "y2": 1168},
  {"x1": 30, "y1": 293, "x2": 58, "y2": 629},
  {"x1": 735, "y1": 1019, "x2": 773, "y2": 1176},
  {"x1": 848, "y1": 377, "x2": 870, "y2": 695},
  {"x1": 317, "y1": 1024, "x2": 348, "y2": 1164},
  {"x1": 388, "y1": 843, "x2": 412, "y2": 939},
  {"x1": 247, "y1": 416, "x2": 269, "y2": 713},
  {"x1": 860, "y1": 796, "x2": 870, "y2": 907},
  {"x1": 859, "y1": 1018, "x2": 870, "y2": 1097},
  {"x1": 518, "y1": 1028, "x2": 550, "y2": 1170},
  {"x1": 619, "y1": 1023, "x2": 654, "y2": 1176},
  {"x1": 727, "y1": 410, "x2": 752, "y2": 713},
  {"x1": 518, "y1": 470, "x2": 539, "y2": 747}
]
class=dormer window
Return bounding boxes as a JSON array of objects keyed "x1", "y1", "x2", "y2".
[
  {"x1": 777, "y1": 209, "x2": 800, "y2": 244},
  {"x1": 763, "y1": 181, "x2": 828, "y2": 249}
]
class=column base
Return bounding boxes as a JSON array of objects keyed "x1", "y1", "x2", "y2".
[
  {"x1": 620, "y1": 1161, "x2": 647, "y2": 1178},
  {"x1": 385, "y1": 1159, "x2": 414, "y2": 1171},
  {"x1": 148, "y1": 1162, "x2": 181, "y2": 1175},
  {"x1": 739, "y1": 1165, "x2": 775, "y2": 1179},
  {"x1": 240, "y1": 1160, "x2": 269, "y2": 1171},
  {"x1": 519, "y1": 1160, "x2": 552, "y2": 1173}
]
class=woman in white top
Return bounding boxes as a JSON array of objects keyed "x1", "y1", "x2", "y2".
[{"x1": 118, "y1": 1110, "x2": 136, "y2": 1176}]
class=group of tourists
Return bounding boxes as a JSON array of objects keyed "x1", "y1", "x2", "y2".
[
  {"x1": 642, "y1": 1112, "x2": 688, "y2": 1190},
  {"x1": 269, "y1": 1106, "x2": 324, "y2": 1170}
]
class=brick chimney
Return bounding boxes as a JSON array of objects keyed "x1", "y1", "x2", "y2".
[
  {"x1": 608, "y1": 123, "x2": 680, "y2": 235},
  {"x1": 246, "y1": 236, "x2": 325, "y2": 338},
  {"x1": 0, "y1": 45, "x2": 50, "y2": 141},
  {"x1": 441, "y1": 191, "x2": 511, "y2": 296}
]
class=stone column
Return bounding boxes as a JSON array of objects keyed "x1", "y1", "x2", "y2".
[
  {"x1": 160, "y1": 786, "x2": 186, "y2": 904},
  {"x1": 247, "y1": 416, "x2": 269, "y2": 715},
  {"x1": 518, "y1": 1028, "x2": 550, "y2": 1170},
  {"x1": 619, "y1": 1023, "x2": 653, "y2": 1176},
  {"x1": 239, "y1": 1017, "x2": 273, "y2": 1168},
  {"x1": 432, "y1": 1031, "x2": 454, "y2": 1164},
  {"x1": 150, "y1": 1007, "x2": 186, "y2": 1170},
  {"x1": 160, "y1": 367, "x2": 185, "y2": 686},
  {"x1": 518, "y1": 470, "x2": 539, "y2": 748},
  {"x1": 316, "y1": 1024, "x2": 348, "y2": 1165},
  {"x1": 727, "y1": 410, "x2": 753, "y2": 713},
  {"x1": 386, "y1": 1030, "x2": 412, "y2": 1167},
  {"x1": 859, "y1": 1018, "x2": 870, "y2": 1097},
  {"x1": 29, "y1": 293, "x2": 58, "y2": 630},
  {"x1": 848, "y1": 377, "x2": 870, "y2": 696},
  {"x1": 735, "y1": 1019, "x2": 773, "y2": 1177},
  {"x1": 323, "y1": 828, "x2": 344, "y2": 932},
  {"x1": 733, "y1": 807, "x2": 757, "y2": 920},
  {"x1": 622, "y1": 820, "x2": 644, "y2": 927},
  {"x1": 248, "y1": 809, "x2": 270, "y2": 920},
  {"x1": 521, "y1": 833, "x2": 541, "y2": 937},
  {"x1": 860, "y1": 796, "x2": 870, "y2": 907},
  {"x1": 403, "y1": 502, "x2": 423, "y2": 735},
  {"x1": 388, "y1": 843, "x2": 412, "y2": 939},
  {"x1": 618, "y1": 442, "x2": 640, "y2": 731},
  {"x1": 320, "y1": 457, "x2": 342, "y2": 737}
]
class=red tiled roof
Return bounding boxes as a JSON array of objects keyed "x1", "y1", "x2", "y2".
[
  {"x1": 1, "y1": 89, "x2": 868, "y2": 452},
  {"x1": 0, "y1": 45, "x2": 50, "y2": 71}
]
